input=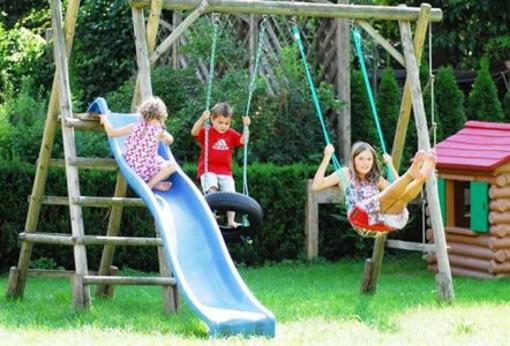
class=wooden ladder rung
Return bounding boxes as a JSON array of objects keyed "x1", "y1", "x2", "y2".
[
  {"x1": 46, "y1": 158, "x2": 117, "y2": 171},
  {"x1": 385, "y1": 239, "x2": 438, "y2": 252},
  {"x1": 28, "y1": 269, "x2": 78, "y2": 279},
  {"x1": 19, "y1": 232, "x2": 162, "y2": 247},
  {"x1": 36, "y1": 195, "x2": 145, "y2": 207},
  {"x1": 63, "y1": 118, "x2": 102, "y2": 131},
  {"x1": 75, "y1": 196, "x2": 145, "y2": 207},
  {"x1": 83, "y1": 275, "x2": 176, "y2": 286},
  {"x1": 79, "y1": 235, "x2": 162, "y2": 247},
  {"x1": 73, "y1": 112, "x2": 98, "y2": 120},
  {"x1": 19, "y1": 232, "x2": 74, "y2": 245}
]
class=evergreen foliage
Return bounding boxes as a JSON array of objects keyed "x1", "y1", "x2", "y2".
[
  {"x1": 503, "y1": 89, "x2": 510, "y2": 121},
  {"x1": 72, "y1": 0, "x2": 135, "y2": 104},
  {"x1": 351, "y1": 70, "x2": 378, "y2": 146},
  {"x1": 467, "y1": 58, "x2": 505, "y2": 122},
  {"x1": 434, "y1": 66, "x2": 466, "y2": 139},
  {"x1": 376, "y1": 67, "x2": 400, "y2": 149},
  {"x1": 0, "y1": 77, "x2": 48, "y2": 161},
  {"x1": 0, "y1": 160, "x2": 396, "y2": 270}
]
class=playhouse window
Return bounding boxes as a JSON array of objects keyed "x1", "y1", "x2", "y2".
[
  {"x1": 453, "y1": 181, "x2": 470, "y2": 228},
  {"x1": 438, "y1": 178, "x2": 489, "y2": 232}
]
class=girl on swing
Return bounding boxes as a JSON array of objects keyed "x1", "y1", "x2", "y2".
[{"x1": 312, "y1": 142, "x2": 437, "y2": 231}]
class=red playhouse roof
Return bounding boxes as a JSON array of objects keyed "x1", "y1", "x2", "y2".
[{"x1": 435, "y1": 121, "x2": 510, "y2": 171}]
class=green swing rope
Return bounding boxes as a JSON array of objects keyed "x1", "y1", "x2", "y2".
[
  {"x1": 242, "y1": 16, "x2": 267, "y2": 196},
  {"x1": 291, "y1": 25, "x2": 350, "y2": 195},
  {"x1": 351, "y1": 26, "x2": 395, "y2": 183},
  {"x1": 203, "y1": 13, "x2": 220, "y2": 177}
]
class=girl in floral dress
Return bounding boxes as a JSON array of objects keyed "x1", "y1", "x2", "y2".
[
  {"x1": 312, "y1": 141, "x2": 436, "y2": 230},
  {"x1": 100, "y1": 96, "x2": 177, "y2": 191}
]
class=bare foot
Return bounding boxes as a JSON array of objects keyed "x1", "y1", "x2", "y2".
[
  {"x1": 227, "y1": 221, "x2": 241, "y2": 229},
  {"x1": 153, "y1": 181, "x2": 172, "y2": 191},
  {"x1": 409, "y1": 150, "x2": 426, "y2": 180},
  {"x1": 420, "y1": 151, "x2": 437, "y2": 180}
]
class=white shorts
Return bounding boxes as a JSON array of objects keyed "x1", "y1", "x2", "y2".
[{"x1": 200, "y1": 173, "x2": 235, "y2": 194}]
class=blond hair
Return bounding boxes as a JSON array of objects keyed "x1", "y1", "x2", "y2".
[
  {"x1": 138, "y1": 96, "x2": 167, "y2": 122},
  {"x1": 211, "y1": 102, "x2": 233, "y2": 119}
]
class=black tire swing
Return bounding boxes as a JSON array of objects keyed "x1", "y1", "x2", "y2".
[{"x1": 201, "y1": 14, "x2": 267, "y2": 243}]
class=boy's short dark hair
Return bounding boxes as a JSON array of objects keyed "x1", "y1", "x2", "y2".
[{"x1": 211, "y1": 102, "x2": 233, "y2": 118}]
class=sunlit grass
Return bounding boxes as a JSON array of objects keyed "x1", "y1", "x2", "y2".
[{"x1": 1, "y1": 254, "x2": 510, "y2": 345}]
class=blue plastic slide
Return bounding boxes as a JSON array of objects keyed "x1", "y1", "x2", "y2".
[{"x1": 88, "y1": 98, "x2": 275, "y2": 337}]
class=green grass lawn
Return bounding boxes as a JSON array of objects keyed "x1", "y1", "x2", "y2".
[{"x1": 1, "y1": 254, "x2": 510, "y2": 345}]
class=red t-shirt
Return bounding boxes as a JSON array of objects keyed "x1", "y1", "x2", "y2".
[{"x1": 194, "y1": 126, "x2": 243, "y2": 177}]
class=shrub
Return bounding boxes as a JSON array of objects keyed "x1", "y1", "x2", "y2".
[
  {"x1": 467, "y1": 58, "x2": 505, "y2": 122},
  {"x1": 0, "y1": 77, "x2": 47, "y2": 162},
  {"x1": 351, "y1": 69, "x2": 378, "y2": 145},
  {"x1": 1, "y1": 159, "x2": 425, "y2": 272},
  {"x1": 503, "y1": 89, "x2": 510, "y2": 121},
  {"x1": 434, "y1": 66, "x2": 466, "y2": 139},
  {"x1": 0, "y1": 22, "x2": 47, "y2": 101},
  {"x1": 377, "y1": 66, "x2": 400, "y2": 148}
]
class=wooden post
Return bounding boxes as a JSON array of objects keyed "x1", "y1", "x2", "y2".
[
  {"x1": 6, "y1": 0, "x2": 81, "y2": 300},
  {"x1": 336, "y1": 0, "x2": 350, "y2": 162},
  {"x1": 400, "y1": 20, "x2": 454, "y2": 302},
  {"x1": 131, "y1": 0, "x2": 161, "y2": 111},
  {"x1": 360, "y1": 4, "x2": 431, "y2": 295},
  {"x1": 95, "y1": 172, "x2": 128, "y2": 298},
  {"x1": 391, "y1": 4, "x2": 431, "y2": 168},
  {"x1": 305, "y1": 180, "x2": 319, "y2": 259},
  {"x1": 172, "y1": 12, "x2": 182, "y2": 69},
  {"x1": 132, "y1": 7, "x2": 153, "y2": 101},
  {"x1": 51, "y1": 0, "x2": 91, "y2": 308},
  {"x1": 156, "y1": 227, "x2": 180, "y2": 313},
  {"x1": 305, "y1": 180, "x2": 344, "y2": 259}
]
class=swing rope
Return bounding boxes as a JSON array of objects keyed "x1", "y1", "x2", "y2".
[
  {"x1": 204, "y1": 13, "x2": 220, "y2": 177},
  {"x1": 242, "y1": 16, "x2": 267, "y2": 196},
  {"x1": 291, "y1": 24, "x2": 349, "y2": 195},
  {"x1": 351, "y1": 26, "x2": 394, "y2": 183},
  {"x1": 293, "y1": 21, "x2": 397, "y2": 237}
]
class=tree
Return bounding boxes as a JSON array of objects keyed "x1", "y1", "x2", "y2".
[
  {"x1": 466, "y1": 58, "x2": 505, "y2": 122},
  {"x1": 503, "y1": 90, "x2": 510, "y2": 121},
  {"x1": 351, "y1": 70, "x2": 378, "y2": 146},
  {"x1": 434, "y1": 66, "x2": 466, "y2": 139},
  {"x1": 377, "y1": 67, "x2": 400, "y2": 147}
]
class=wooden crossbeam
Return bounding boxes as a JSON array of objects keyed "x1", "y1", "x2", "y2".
[
  {"x1": 355, "y1": 20, "x2": 405, "y2": 67},
  {"x1": 129, "y1": 0, "x2": 443, "y2": 22},
  {"x1": 19, "y1": 232, "x2": 163, "y2": 247},
  {"x1": 83, "y1": 276, "x2": 176, "y2": 286},
  {"x1": 47, "y1": 158, "x2": 117, "y2": 171}
]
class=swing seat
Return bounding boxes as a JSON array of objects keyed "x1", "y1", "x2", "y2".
[
  {"x1": 205, "y1": 191, "x2": 263, "y2": 243},
  {"x1": 348, "y1": 204, "x2": 396, "y2": 238}
]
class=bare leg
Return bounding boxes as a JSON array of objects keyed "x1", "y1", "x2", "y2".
[
  {"x1": 382, "y1": 151, "x2": 437, "y2": 213},
  {"x1": 227, "y1": 211, "x2": 240, "y2": 228},
  {"x1": 378, "y1": 151, "x2": 425, "y2": 211},
  {"x1": 384, "y1": 179, "x2": 425, "y2": 213},
  {"x1": 148, "y1": 162, "x2": 177, "y2": 191}
]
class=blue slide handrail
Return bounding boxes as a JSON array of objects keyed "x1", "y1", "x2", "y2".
[{"x1": 88, "y1": 98, "x2": 275, "y2": 337}]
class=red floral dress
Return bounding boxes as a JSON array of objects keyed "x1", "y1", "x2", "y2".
[
  {"x1": 123, "y1": 120, "x2": 164, "y2": 182},
  {"x1": 346, "y1": 177, "x2": 409, "y2": 229}
]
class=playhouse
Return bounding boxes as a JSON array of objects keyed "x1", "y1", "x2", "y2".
[{"x1": 427, "y1": 121, "x2": 510, "y2": 279}]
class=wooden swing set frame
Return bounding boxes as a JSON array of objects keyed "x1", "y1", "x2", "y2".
[{"x1": 5, "y1": 0, "x2": 454, "y2": 310}]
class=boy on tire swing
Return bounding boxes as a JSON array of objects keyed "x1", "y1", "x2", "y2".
[{"x1": 191, "y1": 102, "x2": 250, "y2": 228}]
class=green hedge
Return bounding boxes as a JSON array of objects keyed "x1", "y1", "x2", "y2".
[{"x1": 0, "y1": 160, "x2": 423, "y2": 273}]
